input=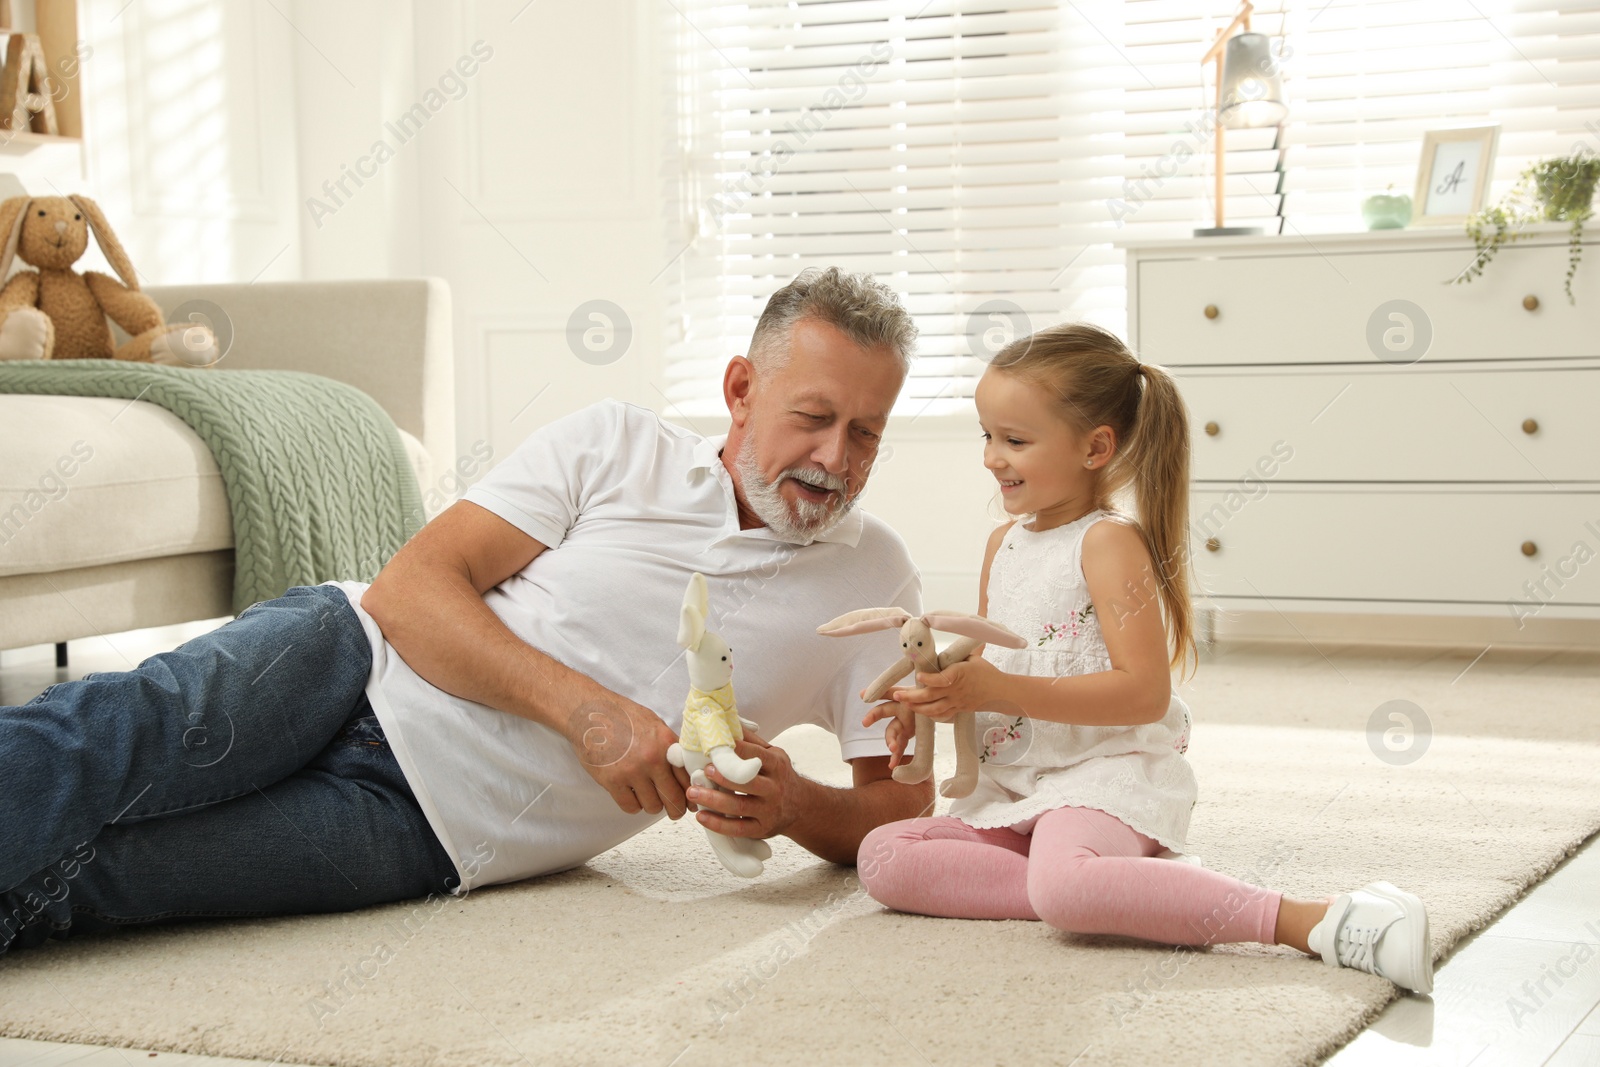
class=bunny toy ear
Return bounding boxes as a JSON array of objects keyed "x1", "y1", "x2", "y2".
[
  {"x1": 69, "y1": 195, "x2": 140, "y2": 290},
  {"x1": 0, "y1": 196, "x2": 31, "y2": 281},
  {"x1": 677, "y1": 572, "x2": 709, "y2": 651},
  {"x1": 922, "y1": 611, "x2": 1028, "y2": 649},
  {"x1": 816, "y1": 607, "x2": 911, "y2": 638}
]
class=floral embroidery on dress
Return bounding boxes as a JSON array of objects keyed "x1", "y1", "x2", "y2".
[
  {"x1": 979, "y1": 716, "x2": 1026, "y2": 762},
  {"x1": 1037, "y1": 604, "x2": 1094, "y2": 645}
]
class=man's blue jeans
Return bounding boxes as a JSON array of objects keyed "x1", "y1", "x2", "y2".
[{"x1": 0, "y1": 584, "x2": 458, "y2": 955}]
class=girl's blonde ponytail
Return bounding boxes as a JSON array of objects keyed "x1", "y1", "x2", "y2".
[{"x1": 1124, "y1": 361, "x2": 1196, "y2": 682}]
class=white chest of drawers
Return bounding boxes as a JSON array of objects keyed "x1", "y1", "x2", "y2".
[{"x1": 1119, "y1": 225, "x2": 1600, "y2": 647}]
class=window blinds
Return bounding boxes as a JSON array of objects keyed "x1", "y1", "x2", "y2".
[{"x1": 663, "y1": 0, "x2": 1600, "y2": 414}]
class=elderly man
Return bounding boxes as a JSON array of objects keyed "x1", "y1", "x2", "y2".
[{"x1": 0, "y1": 266, "x2": 929, "y2": 952}]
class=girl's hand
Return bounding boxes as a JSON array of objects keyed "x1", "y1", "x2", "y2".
[
  {"x1": 888, "y1": 656, "x2": 1006, "y2": 721},
  {"x1": 861, "y1": 700, "x2": 915, "y2": 770}
]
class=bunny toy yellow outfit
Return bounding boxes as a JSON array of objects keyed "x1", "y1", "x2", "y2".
[{"x1": 678, "y1": 681, "x2": 741, "y2": 754}]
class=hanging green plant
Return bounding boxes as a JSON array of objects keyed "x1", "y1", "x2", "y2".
[{"x1": 1453, "y1": 153, "x2": 1599, "y2": 304}]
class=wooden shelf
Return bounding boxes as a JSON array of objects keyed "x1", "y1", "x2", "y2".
[{"x1": 0, "y1": 127, "x2": 77, "y2": 154}]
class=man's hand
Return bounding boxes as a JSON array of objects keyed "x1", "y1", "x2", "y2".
[
  {"x1": 566, "y1": 695, "x2": 694, "y2": 819},
  {"x1": 882, "y1": 656, "x2": 1007, "y2": 721},
  {"x1": 689, "y1": 730, "x2": 801, "y2": 840}
]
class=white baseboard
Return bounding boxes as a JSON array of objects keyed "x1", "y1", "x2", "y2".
[{"x1": 0, "y1": 617, "x2": 233, "y2": 668}]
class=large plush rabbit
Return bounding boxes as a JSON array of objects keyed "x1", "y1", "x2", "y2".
[
  {"x1": 666, "y1": 572, "x2": 771, "y2": 879},
  {"x1": 0, "y1": 194, "x2": 217, "y2": 366},
  {"x1": 817, "y1": 609, "x2": 1027, "y2": 799}
]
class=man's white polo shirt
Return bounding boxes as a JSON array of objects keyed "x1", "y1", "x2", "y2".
[{"x1": 328, "y1": 398, "x2": 921, "y2": 892}]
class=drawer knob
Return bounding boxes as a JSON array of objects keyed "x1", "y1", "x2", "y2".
[
  {"x1": 1523, "y1": 294, "x2": 1540, "y2": 311},
  {"x1": 1205, "y1": 537, "x2": 1221, "y2": 552},
  {"x1": 1521, "y1": 540, "x2": 1538, "y2": 557},
  {"x1": 1522, "y1": 418, "x2": 1538, "y2": 435},
  {"x1": 1204, "y1": 421, "x2": 1220, "y2": 436},
  {"x1": 1203, "y1": 304, "x2": 1219, "y2": 320}
]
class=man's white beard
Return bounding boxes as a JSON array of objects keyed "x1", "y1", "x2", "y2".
[{"x1": 732, "y1": 423, "x2": 856, "y2": 544}]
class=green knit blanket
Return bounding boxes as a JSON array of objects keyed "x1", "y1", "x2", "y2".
[{"x1": 0, "y1": 360, "x2": 424, "y2": 613}]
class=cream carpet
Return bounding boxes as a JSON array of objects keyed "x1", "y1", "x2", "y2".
[{"x1": 2, "y1": 642, "x2": 1598, "y2": 1067}]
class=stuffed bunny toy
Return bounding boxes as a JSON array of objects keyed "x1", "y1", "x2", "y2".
[
  {"x1": 817, "y1": 608, "x2": 1027, "y2": 799},
  {"x1": 0, "y1": 194, "x2": 218, "y2": 366},
  {"x1": 665, "y1": 572, "x2": 771, "y2": 879}
]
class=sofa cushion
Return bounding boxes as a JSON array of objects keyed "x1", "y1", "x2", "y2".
[{"x1": 0, "y1": 395, "x2": 431, "y2": 579}]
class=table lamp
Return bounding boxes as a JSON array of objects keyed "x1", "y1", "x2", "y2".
[{"x1": 1196, "y1": 0, "x2": 1288, "y2": 236}]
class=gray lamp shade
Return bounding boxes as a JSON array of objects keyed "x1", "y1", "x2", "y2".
[{"x1": 1219, "y1": 32, "x2": 1287, "y2": 128}]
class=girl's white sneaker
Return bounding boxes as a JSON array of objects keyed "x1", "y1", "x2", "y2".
[{"x1": 1306, "y1": 881, "x2": 1433, "y2": 994}]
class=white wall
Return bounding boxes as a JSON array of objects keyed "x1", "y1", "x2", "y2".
[
  {"x1": 277, "y1": 0, "x2": 674, "y2": 473},
  {"x1": 0, "y1": 0, "x2": 303, "y2": 284},
  {"x1": 406, "y1": 0, "x2": 670, "y2": 468},
  {"x1": 287, "y1": 0, "x2": 424, "y2": 280},
  {"x1": 76, "y1": 0, "x2": 302, "y2": 285}
]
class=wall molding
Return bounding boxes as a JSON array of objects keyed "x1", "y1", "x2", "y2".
[
  {"x1": 123, "y1": 0, "x2": 277, "y2": 222},
  {"x1": 456, "y1": 0, "x2": 654, "y2": 222},
  {"x1": 471, "y1": 311, "x2": 567, "y2": 451}
]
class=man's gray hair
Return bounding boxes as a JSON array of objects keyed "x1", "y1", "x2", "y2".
[{"x1": 747, "y1": 266, "x2": 917, "y2": 375}]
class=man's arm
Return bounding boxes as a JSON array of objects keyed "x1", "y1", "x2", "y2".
[
  {"x1": 362, "y1": 500, "x2": 558, "y2": 728},
  {"x1": 695, "y1": 738, "x2": 934, "y2": 865},
  {"x1": 789, "y1": 754, "x2": 935, "y2": 864},
  {"x1": 361, "y1": 499, "x2": 692, "y2": 819}
]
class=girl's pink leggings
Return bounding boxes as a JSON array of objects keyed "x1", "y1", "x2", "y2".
[{"x1": 858, "y1": 807, "x2": 1282, "y2": 946}]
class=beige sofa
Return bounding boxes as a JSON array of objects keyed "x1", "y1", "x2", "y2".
[{"x1": 0, "y1": 278, "x2": 455, "y2": 653}]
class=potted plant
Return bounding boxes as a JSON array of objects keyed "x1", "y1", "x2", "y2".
[{"x1": 1453, "y1": 153, "x2": 1600, "y2": 303}]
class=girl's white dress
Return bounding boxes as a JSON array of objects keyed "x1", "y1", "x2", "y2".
[{"x1": 945, "y1": 508, "x2": 1198, "y2": 852}]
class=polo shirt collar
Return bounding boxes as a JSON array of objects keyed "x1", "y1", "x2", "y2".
[{"x1": 690, "y1": 433, "x2": 864, "y2": 548}]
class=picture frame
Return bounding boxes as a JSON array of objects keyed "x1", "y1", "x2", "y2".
[{"x1": 1412, "y1": 125, "x2": 1500, "y2": 226}]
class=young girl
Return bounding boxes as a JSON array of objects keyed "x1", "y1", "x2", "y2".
[{"x1": 858, "y1": 323, "x2": 1433, "y2": 994}]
